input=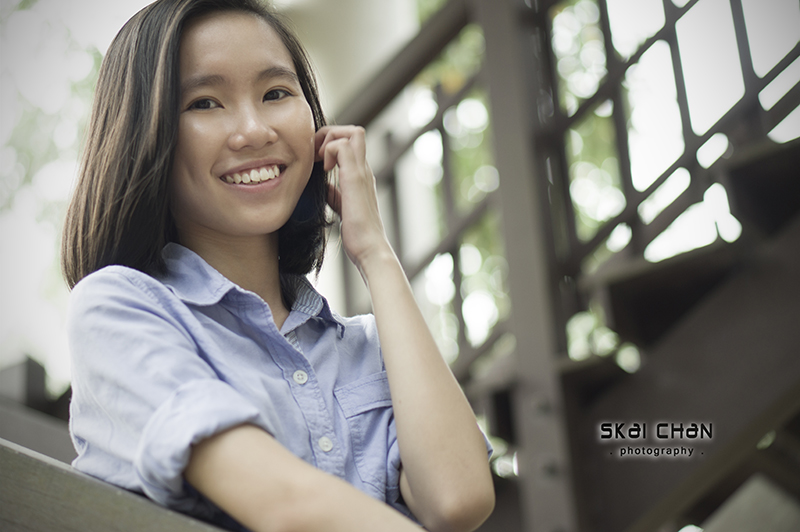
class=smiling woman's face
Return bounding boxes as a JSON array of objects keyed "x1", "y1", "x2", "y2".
[{"x1": 170, "y1": 10, "x2": 316, "y2": 248}]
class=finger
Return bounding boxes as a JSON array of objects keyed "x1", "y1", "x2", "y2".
[
  {"x1": 315, "y1": 126, "x2": 366, "y2": 161},
  {"x1": 322, "y1": 137, "x2": 360, "y2": 173},
  {"x1": 323, "y1": 138, "x2": 344, "y2": 172},
  {"x1": 314, "y1": 127, "x2": 332, "y2": 160},
  {"x1": 317, "y1": 125, "x2": 364, "y2": 142}
]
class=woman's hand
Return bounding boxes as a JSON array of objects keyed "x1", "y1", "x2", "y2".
[{"x1": 314, "y1": 125, "x2": 392, "y2": 273}]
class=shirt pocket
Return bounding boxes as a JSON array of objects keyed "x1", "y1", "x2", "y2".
[{"x1": 334, "y1": 371, "x2": 395, "y2": 493}]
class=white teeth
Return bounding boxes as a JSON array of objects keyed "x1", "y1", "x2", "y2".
[{"x1": 223, "y1": 165, "x2": 281, "y2": 185}]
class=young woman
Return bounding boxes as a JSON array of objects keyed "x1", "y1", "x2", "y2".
[{"x1": 62, "y1": 1, "x2": 494, "y2": 531}]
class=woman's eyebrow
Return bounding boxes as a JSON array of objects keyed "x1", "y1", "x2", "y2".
[
  {"x1": 181, "y1": 73, "x2": 226, "y2": 96},
  {"x1": 181, "y1": 67, "x2": 300, "y2": 96},
  {"x1": 257, "y1": 66, "x2": 300, "y2": 85}
]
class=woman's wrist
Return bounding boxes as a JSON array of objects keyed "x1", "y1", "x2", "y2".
[{"x1": 354, "y1": 240, "x2": 400, "y2": 284}]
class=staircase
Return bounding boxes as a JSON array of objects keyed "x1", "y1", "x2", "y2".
[
  {"x1": 1, "y1": 0, "x2": 799, "y2": 530},
  {"x1": 566, "y1": 207, "x2": 800, "y2": 532}
]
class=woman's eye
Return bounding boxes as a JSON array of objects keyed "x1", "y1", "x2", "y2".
[
  {"x1": 264, "y1": 89, "x2": 290, "y2": 101},
  {"x1": 188, "y1": 99, "x2": 219, "y2": 110}
]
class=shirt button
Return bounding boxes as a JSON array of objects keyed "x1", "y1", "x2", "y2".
[
  {"x1": 293, "y1": 370, "x2": 308, "y2": 385},
  {"x1": 318, "y1": 436, "x2": 334, "y2": 452}
]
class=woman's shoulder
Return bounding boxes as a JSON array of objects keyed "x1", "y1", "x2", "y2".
[
  {"x1": 66, "y1": 265, "x2": 198, "y2": 345},
  {"x1": 335, "y1": 312, "x2": 378, "y2": 334},
  {"x1": 331, "y1": 312, "x2": 383, "y2": 356},
  {"x1": 70, "y1": 265, "x2": 174, "y2": 309}
]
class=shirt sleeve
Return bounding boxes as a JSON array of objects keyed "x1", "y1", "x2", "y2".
[
  {"x1": 385, "y1": 429, "x2": 413, "y2": 518},
  {"x1": 68, "y1": 268, "x2": 273, "y2": 517}
]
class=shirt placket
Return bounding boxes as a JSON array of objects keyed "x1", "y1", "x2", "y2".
[{"x1": 251, "y1": 299, "x2": 347, "y2": 479}]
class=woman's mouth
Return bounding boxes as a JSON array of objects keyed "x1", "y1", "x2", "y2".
[{"x1": 221, "y1": 164, "x2": 284, "y2": 185}]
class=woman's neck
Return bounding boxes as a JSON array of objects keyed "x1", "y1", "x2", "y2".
[{"x1": 179, "y1": 231, "x2": 289, "y2": 329}]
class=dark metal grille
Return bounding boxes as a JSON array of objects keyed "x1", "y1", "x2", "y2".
[{"x1": 332, "y1": 0, "x2": 800, "y2": 530}]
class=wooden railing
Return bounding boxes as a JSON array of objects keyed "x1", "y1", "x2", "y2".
[{"x1": 0, "y1": 438, "x2": 221, "y2": 532}]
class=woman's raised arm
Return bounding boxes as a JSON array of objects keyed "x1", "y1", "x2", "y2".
[{"x1": 316, "y1": 125, "x2": 495, "y2": 532}]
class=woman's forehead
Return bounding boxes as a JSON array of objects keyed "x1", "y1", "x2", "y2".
[{"x1": 179, "y1": 11, "x2": 295, "y2": 77}]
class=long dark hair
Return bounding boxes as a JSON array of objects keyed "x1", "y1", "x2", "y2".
[{"x1": 61, "y1": 0, "x2": 329, "y2": 304}]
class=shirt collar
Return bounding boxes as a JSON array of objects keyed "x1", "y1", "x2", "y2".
[
  {"x1": 280, "y1": 275, "x2": 345, "y2": 337},
  {"x1": 160, "y1": 243, "x2": 345, "y2": 333},
  {"x1": 160, "y1": 243, "x2": 236, "y2": 306}
]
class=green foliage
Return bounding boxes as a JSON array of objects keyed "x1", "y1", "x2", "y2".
[
  {"x1": 550, "y1": 0, "x2": 607, "y2": 116},
  {"x1": 415, "y1": 24, "x2": 484, "y2": 96},
  {"x1": 402, "y1": 22, "x2": 510, "y2": 352},
  {"x1": 1, "y1": 6, "x2": 101, "y2": 215},
  {"x1": 565, "y1": 105, "x2": 625, "y2": 243}
]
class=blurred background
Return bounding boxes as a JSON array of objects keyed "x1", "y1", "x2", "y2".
[{"x1": 1, "y1": 0, "x2": 799, "y2": 531}]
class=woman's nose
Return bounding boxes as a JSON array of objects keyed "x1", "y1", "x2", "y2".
[{"x1": 228, "y1": 105, "x2": 277, "y2": 151}]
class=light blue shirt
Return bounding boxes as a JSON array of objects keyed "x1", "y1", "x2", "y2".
[{"x1": 68, "y1": 243, "x2": 412, "y2": 528}]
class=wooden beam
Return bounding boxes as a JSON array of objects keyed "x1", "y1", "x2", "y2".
[{"x1": 333, "y1": 0, "x2": 469, "y2": 127}]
